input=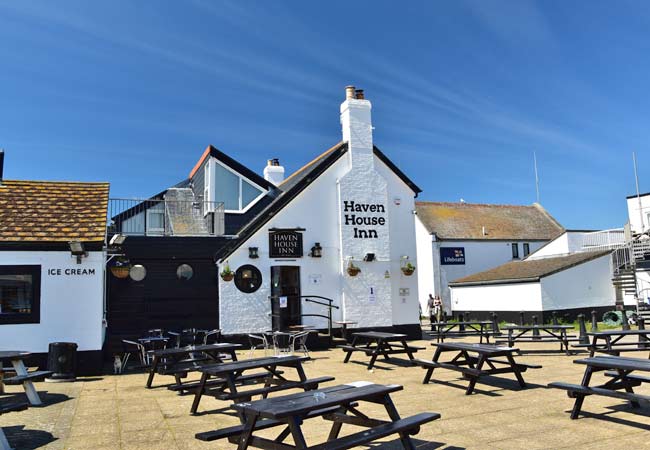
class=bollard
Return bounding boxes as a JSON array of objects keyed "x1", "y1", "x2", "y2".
[
  {"x1": 519, "y1": 311, "x2": 525, "y2": 326},
  {"x1": 458, "y1": 313, "x2": 465, "y2": 332},
  {"x1": 621, "y1": 309, "x2": 631, "y2": 331},
  {"x1": 591, "y1": 310, "x2": 598, "y2": 332},
  {"x1": 532, "y1": 315, "x2": 540, "y2": 339},
  {"x1": 551, "y1": 311, "x2": 559, "y2": 326},
  {"x1": 491, "y1": 312, "x2": 500, "y2": 334},
  {"x1": 578, "y1": 314, "x2": 589, "y2": 345}
]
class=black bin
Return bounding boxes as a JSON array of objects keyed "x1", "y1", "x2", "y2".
[{"x1": 46, "y1": 342, "x2": 77, "y2": 382}]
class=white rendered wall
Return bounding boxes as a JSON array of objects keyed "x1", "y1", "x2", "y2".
[
  {"x1": 540, "y1": 255, "x2": 615, "y2": 311},
  {"x1": 450, "y1": 282, "x2": 542, "y2": 313},
  {"x1": 218, "y1": 152, "x2": 420, "y2": 334},
  {"x1": 415, "y1": 216, "x2": 435, "y2": 315},
  {"x1": 438, "y1": 240, "x2": 546, "y2": 313},
  {"x1": 528, "y1": 231, "x2": 592, "y2": 260},
  {"x1": 0, "y1": 251, "x2": 105, "y2": 352},
  {"x1": 627, "y1": 195, "x2": 650, "y2": 234}
]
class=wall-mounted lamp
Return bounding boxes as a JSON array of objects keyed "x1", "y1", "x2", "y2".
[
  {"x1": 309, "y1": 242, "x2": 323, "y2": 258},
  {"x1": 248, "y1": 247, "x2": 259, "y2": 259},
  {"x1": 109, "y1": 233, "x2": 127, "y2": 247},
  {"x1": 363, "y1": 253, "x2": 375, "y2": 262},
  {"x1": 68, "y1": 240, "x2": 86, "y2": 264}
]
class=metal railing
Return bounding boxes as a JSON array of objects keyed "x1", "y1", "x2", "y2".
[
  {"x1": 107, "y1": 198, "x2": 225, "y2": 236},
  {"x1": 579, "y1": 228, "x2": 626, "y2": 252}
]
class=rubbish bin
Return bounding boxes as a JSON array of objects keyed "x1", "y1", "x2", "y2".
[{"x1": 46, "y1": 342, "x2": 77, "y2": 382}]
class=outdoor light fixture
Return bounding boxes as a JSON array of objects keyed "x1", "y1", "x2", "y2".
[
  {"x1": 309, "y1": 242, "x2": 323, "y2": 258},
  {"x1": 364, "y1": 253, "x2": 375, "y2": 262},
  {"x1": 109, "y1": 233, "x2": 127, "y2": 247},
  {"x1": 68, "y1": 240, "x2": 86, "y2": 264},
  {"x1": 248, "y1": 247, "x2": 259, "y2": 259}
]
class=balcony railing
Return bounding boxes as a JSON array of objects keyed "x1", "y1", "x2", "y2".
[
  {"x1": 579, "y1": 228, "x2": 626, "y2": 252},
  {"x1": 107, "y1": 198, "x2": 225, "y2": 237}
]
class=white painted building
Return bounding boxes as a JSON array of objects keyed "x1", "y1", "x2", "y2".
[
  {"x1": 415, "y1": 201, "x2": 564, "y2": 315},
  {"x1": 214, "y1": 87, "x2": 423, "y2": 337},
  {"x1": 0, "y1": 178, "x2": 109, "y2": 374},
  {"x1": 626, "y1": 192, "x2": 650, "y2": 234},
  {"x1": 448, "y1": 250, "x2": 615, "y2": 322}
]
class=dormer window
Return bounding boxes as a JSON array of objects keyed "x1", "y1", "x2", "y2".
[{"x1": 205, "y1": 159, "x2": 266, "y2": 213}]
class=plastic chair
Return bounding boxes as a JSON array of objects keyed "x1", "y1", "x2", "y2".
[
  {"x1": 289, "y1": 331, "x2": 311, "y2": 358},
  {"x1": 248, "y1": 334, "x2": 269, "y2": 357}
]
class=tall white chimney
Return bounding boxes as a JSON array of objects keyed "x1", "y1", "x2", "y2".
[
  {"x1": 340, "y1": 86, "x2": 373, "y2": 169},
  {"x1": 263, "y1": 158, "x2": 284, "y2": 185}
]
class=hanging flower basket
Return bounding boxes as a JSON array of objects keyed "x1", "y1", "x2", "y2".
[
  {"x1": 401, "y1": 263, "x2": 416, "y2": 276},
  {"x1": 220, "y1": 264, "x2": 234, "y2": 282},
  {"x1": 346, "y1": 262, "x2": 361, "y2": 277},
  {"x1": 109, "y1": 256, "x2": 131, "y2": 279}
]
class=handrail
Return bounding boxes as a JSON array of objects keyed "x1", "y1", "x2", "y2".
[{"x1": 301, "y1": 295, "x2": 338, "y2": 338}]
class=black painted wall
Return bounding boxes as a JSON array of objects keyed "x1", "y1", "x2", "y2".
[{"x1": 105, "y1": 236, "x2": 229, "y2": 357}]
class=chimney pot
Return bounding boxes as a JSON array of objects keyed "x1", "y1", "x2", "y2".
[
  {"x1": 268, "y1": 158, "x2": 280, "y2": 167},
  {"x1": 345, "y1": 85, "x2": 355, "y2": 99},
  {"x1": 355, "y1": 89, "x2": 365, "y2": 100}
]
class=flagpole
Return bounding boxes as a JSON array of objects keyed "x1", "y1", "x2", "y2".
[{"x1": 534, "y1": 151, "x2": 540, "y2": 203}]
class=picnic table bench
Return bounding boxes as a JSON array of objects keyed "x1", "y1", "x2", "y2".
[
  {"x1": 190, "y1": 355, "x2": 334, "y2": 415},
  {"x1": 427, "y1": 321, "x2": 499, "y2": 343},
  {"x1": 413, "y1": 342, "x2": 541, "y2": 395},
  {"x1": 549, "y1": 355, "x2": 650, "y2": 420},
  {"x1": 496, "y1": 325, "x2": 576, "y2": 355},
  {"x1": 0, "y1": 401, "x2": 29, "y2": 450},
  {"x1": 0, "y1": 352, "x2": 52, "y2": 406},
  {"x1": 572, "y1": 329, "x2": 650, "y2": 357},
  {"x1": 339, "y1": 332, "x2": 424, "y2": 370},
  {"x1": 145, "y1": 343, "x2": 241, "y2": 388},
  {"x1": 196, "y1": 381, "x2": 440, "y2": 450}
]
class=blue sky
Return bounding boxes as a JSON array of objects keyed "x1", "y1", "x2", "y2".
[{"x1": 1, "y1": 1, "x2": 648, "y2": 229}]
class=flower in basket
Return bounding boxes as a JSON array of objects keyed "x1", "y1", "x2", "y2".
[
  {"x1": 346, "y1": 261, "x2": 361, "y2": 276},
  {"x1": 401, "y1": 262, "x2": 416, "y2": 276},
  {"x1": 220, "y1": 263, "x2": 234, "y2": 281}
]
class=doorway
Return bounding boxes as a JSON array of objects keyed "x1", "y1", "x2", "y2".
[{"x1": 270, "y1": 266, "x2": 301, "y2": 330}]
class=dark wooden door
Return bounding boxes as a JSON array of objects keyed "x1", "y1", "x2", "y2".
[{"x1": 270, "y1": 266, "x2": 301, "y2": 330}]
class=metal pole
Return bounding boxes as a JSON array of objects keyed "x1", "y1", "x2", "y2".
[
  {"x1": 633, "y1": 152, "x2": 644, "y2": 233},
  {"x1": 534, "y1": 151, "x2": 540, "y2": 204}
]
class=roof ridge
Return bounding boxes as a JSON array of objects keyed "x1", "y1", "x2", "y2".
[
  {"x1": 532, "y1": 202, "x2": 565, "y2": 231},
  {"x1": 2, "y1": 179, "x2": 110, "y2": 185},
  {"x1": 279, "y1": 141, "x2": 344, "y2": 188},
  {"x1": 415, "y1": 200, "x2": 541, "y2": 208}
]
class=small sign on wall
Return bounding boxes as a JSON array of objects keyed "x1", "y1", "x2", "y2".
[
  {"x1": 279, "y1": 296, "x2": 288, "y2": 308},
  {"x1": 441, "y1": 247, "x2": 465, "y2": 265},
  {"x1": 368, "y1": 286, "x2": 376, "y2": 303},
  {"x1": 269, "y1": 229, "x2": 303, "y2": 258},
  {"x1": 399, "y1": 288, "x2": 410, "y2": 296}
]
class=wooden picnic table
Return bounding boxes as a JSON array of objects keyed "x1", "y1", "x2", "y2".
[
  {"x1": 146, "y1": 343, "x2": 241, "y2": 388},
  {"x1": 577, "y1": 329, "x2": 650, "y2": 357},
  {"x1": 413, "y1": 342, "x2": 541, "y2": 395},
  {"x1": 339, "y1": 332, "x2": 424, "y2": 370},
  {"x1": 195, "y1": 381, "x2": 440, "y2": 450},
  {"x1": 0, "y1": 351, "x2": 51, "y2": 406},
  {"x1": 427, "y1": 321, "x2": 498, "y2": 343},
  {"x1": 549, "y1": 355, "x2": 650, "y2": 420},
  {"x1": 190, "y1": 355, "x2": 333, "y2": 415},
  {"x1": 497, "y1": 325, "x2": 576, "y2": 355},
  {"x1": 0, "y1": 400, "x2": 28, "y2": 450},
  {"x1": 334, "y1": 321, "x2": 357, "y2": 341}
]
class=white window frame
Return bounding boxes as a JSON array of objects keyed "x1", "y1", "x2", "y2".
[
  {"x1": 204, "y1": 160, "x2": 214, "y2": 215},
  {"x1": 213, "y1": 159, "x2": 267, "y2": 214},
  {"x1": 146, "y1": 209, "x2": 165, "y2": 235}
]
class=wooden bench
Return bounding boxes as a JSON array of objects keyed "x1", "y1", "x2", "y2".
[
  {"x1": 215, "y1": 376, "x2": 335, "y2": 402},
  {"x1": 549, "y1": 381, "x2": 650, "y2": 403},
  {"x1": 196, "y1": 404, "x2": 348, "y2": 441},
  {"x1": 168, "y1": 371, "x2": 280, "y2": 393},
  {"x1": 4, "y1": 371, "x2": 53, "y2": 385},
  {"x1": 308, "y1": 413, "x2": 439, "y2": 450}
]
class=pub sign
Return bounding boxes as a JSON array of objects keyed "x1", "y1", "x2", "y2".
[
  {"x1": 440, "y1": 247, "x2": 465, "y2": 265},
  {"x1": 269, "y1": 229, "x2": 303, "y2": 258}
]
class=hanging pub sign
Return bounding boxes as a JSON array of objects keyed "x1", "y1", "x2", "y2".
[
  {"x1": 269, "y1": 229, "x2": 303, "y2": 258},
  {"x1": 440, "y1": 247, "x2": 465, "y2": 265}
]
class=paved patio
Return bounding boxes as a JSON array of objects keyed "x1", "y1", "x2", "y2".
[{"x1": 1, "y1": 337, "x2": 649, "y2": 450}]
